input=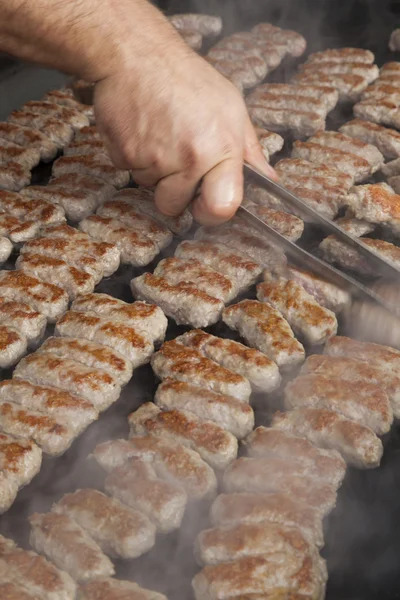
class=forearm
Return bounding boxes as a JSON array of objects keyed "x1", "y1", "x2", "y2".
[{"x1": 0, "y1": 0, "x2": 189, "y2": 81}]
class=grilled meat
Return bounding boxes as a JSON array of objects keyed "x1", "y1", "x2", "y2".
[
  {"x1": 0, "y1": 400, "x2": 74, "y2": 456},
  {"x1": 0, "y1": 325, "x2": 27, "y2": 368},
  {"x1": 287, "y1": 266, "x2": 351, "y2": 312},
  {"x1": 256, "y1": 127, "x2": 284, "y2": 160},
  {"x1": 195, "y1": 226, "x2": 286, "y2": 270},
  {"x1": 223, "y1": 300, "x2": 305, "y2": 369},
  {"x1": 344, "y1": 184, "x2": 400, "y2": 234},
  {"x1": 14, "y1": 352, "x2": 121, "y2": 411},
  {"x1": 222, "y1": 457, "x2": 338, "y2": 515},
  {"x1": 252, "y1": 82, "x2": 339, "y2": 111},
  {"x1": 39, "y1": 336, "x2": 132, "y2": 385},
  {"x1": 248, "y1": 104, "x2": 325, "y2": 139},
  {"x1": 104, "y1": 460, "x2": 187, "y2": 533},
  {"x1": 0, "y1": 214, "x2": 41, "y2": 245},
  {"x1": 0, "y1": 122, "x2": 57, "y2": 161},
  {"x1": 211, "y1": 492, "x2": 324, "y2": 548},
  {"x1": 334, "y1": 215, "x2": 375, "y2": 237},
  {"x1": 307, "y1": 130, "x2": 384, "y2": 170},
  {"x1": 299, "y1": 60, "x2": 379, "y2": 83},
  {"x1": 294, "y1": 70, "x2": 370, "y2": 103},
  {"x1": 21, "y1": 100, "x2": 89, "y2": 130},
  {"x1": 16, "y1": 252, "x2": 96, "y2": 300},
  {"x1": 55, "y1": 310, "x2": 154, "y2": 367},
  {"x1": 150, "y1": 340, "x2": 251, "y2": 401},
  {"x1": 8, "y1": 111, "x2": 74, "y2": 147},
  {"x1": 257, "y1": 273, "x2": 337, "y2": 345},
  {"x1": 153, "y1": 257, "x2": 237, "y2": 303},
  {"x1": 194, "y1": 521, "x2": 324, "y2": 574},
  {"x1": 0, "y1": 270, "x2": 68, "y2": 322},
  {"x1": 22, "y1": 185, "x2": 98, "y2": 222},
  {"x1": 180, "y1": 29, "x2": 203, "y2": 50},
  {"x1": 114, "y1": 187, "x2": 193, "y2": 235},
  {"x1": 320, "y1": 235, "x2": 400, "y2": 274},
  {"x1": 382, "y1": 157, "x2": 400, "y2": 177},
  {"x1": 389, "y1": 29, "x2": 400, "y2": 51},
  {"x1": 64, "y1": 139, "x2": 107, "y2": 157},
  {"x1": 175, "y1": 329, "x2": 280, "y2": 392},
  {"x1": 325, "y1": 335, "x2": 400, "y2": 375},
  {"x1": 0, "y1": 378, "x2": 98, "y2": 435},
  {"x1": 275, "y1": 157, "x2": 353, "y2": 187},
  {"x1": 78, "y1": 578, "x2": 167, "y2": 600},
  {"x1": 307, "y1": 47, "x2": 374, "y2": 65},
  {"x1": 93, "y1": 434, "x2": 218, "y2": 500},
  {"x1": 0, "y1": 237, "x2": 12, "y2": 263},
  {"x1": 0, "y1": 581, "x2": 39, "y2": 599},
  {"x1": 175, "y1": 240, "x2": 262, "y2": 293},
  {"x1": 0, "y1": 190, "x2": 65, "y2": 225},
  {"x1": 192, "y1": 554, "x2": 324, "y2": 600},
  {"x1": 43, "y1": 89, "x2": 94, "y2": 122},
  {"x1": 128, "y1": 403, "x2": 238, "y2": 470},
  {"x1": 52, "y1": 155, "x2": 130, "y2": 188},
  {"x1": 247, "y1": 88, "x2": 329, "y2": 118},
  {"x1": 131, "y1": 273, "x2": 225, "y2": 328},
  {"x1": 71, "y1": 293, "x2": 167, "y2": 344},
  {"x1": 53, "y1": 488, "x2": 156, "y2": 559},
  {"x1": 80, "y1": 215, "x2": 159, "y2": 266},
  {"x1": 301, "y1": 353, "x2": 400, "y2": 418},
  {"x1": 285, "y1": 373, "x2": 393, "y2": 434},
  {"x1": 271, "y1": 408, "x2": 383, "y2": 469},
  {"x1": 0, "y1": 139, "x2": 40, "y2": 170},
  {"x1": 354, "y1": 99, "x2": 400, "y2": 130},
  {"x1": 243, "y1": 427, "x2": 346, "y2": 487},
  {"x1": 0, "y1": 430, "x2": 42, "y2": 488},
  {"x1": 243, "y1": 201, "x2": 304, "y2": 241},
  {"x1": 169, "y1": 13, "x2": 222, "y2": 36},
  {"x1": 251, "y1": 23, "x2": 307, "y2": 57},
  {"x1": 340, "y1": 118, "x2": 400, "y2": 160},
  {"x1": 49, "y1": 173, "x2": 116, "y2": 205},
  {"x1": 21, "y1": 237, "x2": 104, "y2": 284},
  {"x1": 74, "y1": 126, "x2": 101, "y2": 143},
  {"x1": 97, "y1": 200, "x2": 173, "y2": 251},
  {"x1": 154, "y1": 379, "x2": 254, "y2": 439},
  {"x1": 29, "y1": 511, "x2": 115, "y2": 582},
  {"x1": 22, "y1": 234, "x2": 119, "y2": 279},
  {"x1": 0, "y1": 535, "x2": 77, "y2": 599}
]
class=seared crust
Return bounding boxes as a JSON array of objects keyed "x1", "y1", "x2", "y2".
[
  {"x1": 210, "y1": 493, "x2": 324, "y2": 548},
  {"x1": 175, "y1": 329, "x2": 281, "y2": 392},
  {"x1": 271, "y1": 408, "x2": 383, "y2": 469},
  {"x1": 78, "y1": 577, "x2": 168, "y2": 600},
  {"x1": 93, "y1": 434, "x2": 217, "y2": 500},
  {"x1": 222, "y1": 457, "x2": 338, "y2": 515},
  {"x1": 55, "y1": 310, "x2": 154, "y2": 367},
  {"x1": 340, "y1": 118, "x2": 400, "y2": 159},
  {"x1": 175, "y1": 240, "x2": 262, "y2": 293},
  {"x1": 243, "y1": 427, "x2": 346, "y2": 487},
  {"x1": 29, "y1": 511, "x2": 115, "y2": 582},
  {"x1": 53, "y1": 155, "x2": 130, "y2": 188},
  {"x1": 0, "y1": 189, "x2": 65, "y2": 225},
  {"x1": 131, "y1": 273, "x2": 224, "y2": 328},
  {"x1": 223, "y1": 300, "x2": 305, "y2": 369},
  {"x1": 301, "y1": 354, "x2": 400, "y2": 418},
  {"x1": 0, "y1": 534, "x2": 77, "y2": 599},
  {"x1": 153, "y1": 257, "x2": 238, "y2": 303},
  {"x1": 8, "y1": 111, "x2": 74, "y2": 147},
  {"x1": 53, "y1": 488, "x2": 156, "y2": 560},
  {"x1": 128, "y1": 402, "x2": 238, "y2": 470},
  {"x1": 0, "y1": 378, "x2": 98, "y2": 435},
  {"x1": 38, "y1": 336, "x2": 133, "y2": 385},
  {"x1": 284, "y1": 374, "x2": 393, "y2": 434},
  {"x1": 344, "y1": 184, "x2": 400, "y2": 233},
  {"x1": 325, "y1": 335, "x2": 400, "y2": 375},
  {"x1": 151, "y1": 340, "x2": 251, "y2": 401},
  {"x1": 71, "y1": 293, "x2": 167, "y2": 344},
  {"x1": 105, "y1": 460, "x2": 187, "y2": 533},
  {"x1": 257, "y1": 274, "x2": 337, "y2": 345},
  {"x1": 14, "y1": 351, "x2": 121, "y2": 411},
  {"x1": 0, "y1": 270, "x2": 68, "y2": 322},
  {"x1": 154, "y1": 379, "x2": 255, "y2": 439},
  {"x1": 0, "y1": 121, "x2": 58, "y2": 162}
]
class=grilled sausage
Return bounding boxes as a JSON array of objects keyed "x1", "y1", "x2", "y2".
[
  {"x1": 53, "y1": 155, "x2": 130, "y2": 188},
  {"x1": 53, "y1": 488, "x2": 156, "y2": 560},
  {"x1": 78, "y1": 578, "x2": 168, "y2": 600}
]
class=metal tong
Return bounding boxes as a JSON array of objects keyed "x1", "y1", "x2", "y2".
[{"x1": 241, "y1": 163, "x2": 400, "y2": 322}]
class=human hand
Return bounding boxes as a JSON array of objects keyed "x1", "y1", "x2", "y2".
[{"x1": 94, "y1": 32, "x2": 277, "y2": 225}]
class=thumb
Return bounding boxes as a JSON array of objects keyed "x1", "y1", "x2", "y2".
[
  {"x1": 192, "y1": 156, "x2": 244, "y2": 226},
  {"x1": 244, "y1": 117, "x2": 279, "y2": 181}
]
